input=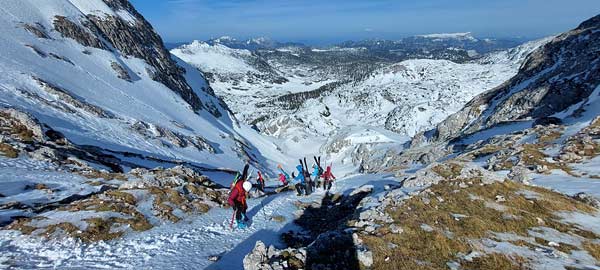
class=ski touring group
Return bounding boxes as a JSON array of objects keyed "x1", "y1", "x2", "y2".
[{"x1": 227, "y1": 156, "x2": 336, "y2": 229}]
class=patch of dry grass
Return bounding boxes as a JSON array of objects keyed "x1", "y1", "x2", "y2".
[
  {"x1": 462, "y1": 253, "x2": 528, "y2": 270},
  {"x1": 150, "y1": 187, "x2": 190, "y2": 222},
  {"x1": 12, "y1": 124, "x2": 34, "y2": 142},
  {"x1": 431, "y1": 162, "x2": 464, "y2": 179},
  {"x1": 105, "y1": 190, "x2": 137, "y2": 205},
  {"x1": 361, "y1": 178, "x2": 598, "y2": 269},
  {"x1": 80, "y1": 170, "x2": 127, "y2": 181},
  {"x1": 44, "y1": 222, "x2": 79, "y2": 236},
  {"x1": 538, "y1": 131, "x2": 562, "y2": 144},
  {"x1": 0, "y1": 143, "x2": 18, "y2": 158},
  {"x1": 583, "y1": 242, "x2": 600, "y2": 261},
  {"x1": 468, "y1": 144, "x2": 503, "y2": 159},
  {"x1": 5, "y1": 218, "x2": 36, "y2": 235},
  {"x1": 271, "y1": 215, "x2": 286, "y2": 223},
  {"x1": 41, "y1": 215, "x2": 151, "y2": 242},
  {"x1": 60, "y1": 195, "x2": 153, "y2": 234},
  {"x1": 536, "y1": 125, "x2": 564, "y2": 144}
]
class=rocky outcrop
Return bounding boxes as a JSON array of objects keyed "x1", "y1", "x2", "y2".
[
  {"x1": 53, "y1": 16, "x2": 107, "y2": 49},
  {"x1": 130, "y1": 121, "x2": 217, "y2": 153},
  {"x1": 111, "y1": 61, "x2": 132, "y2": 81},
  {"x1": 243, "y1": 241, "x2": 307, "y2": 270},
  {"x1": 22, "y1": 23, "x2": 50, "y2": 39}
]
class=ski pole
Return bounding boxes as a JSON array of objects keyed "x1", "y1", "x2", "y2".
[{"x1": 230, "y1": 208, "x2": 237, "y2": 230}]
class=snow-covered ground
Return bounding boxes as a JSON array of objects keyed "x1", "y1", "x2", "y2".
[{"x1": 0, "y1": 173, "x2": 400, "y2": 270}]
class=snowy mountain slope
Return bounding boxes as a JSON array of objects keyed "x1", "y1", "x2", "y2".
[
  {"x1": 174, "y1": 36, "x2": 548, "y2": 138},
  {"x1": 172, "y1": 35, "x2": 549, "y2": 175},
  {"x1": 171, "y1": 41, "x2": 340, "y2": 128},
  {"x1": 0, "y1": 0, "x2": 266, "y2": 170},
  {"x1": 260, "y1": 37, "x2": 551, "y2": 139},
  {"x1": 174, "y1": 41, "x2": 257, "y2": 74}
]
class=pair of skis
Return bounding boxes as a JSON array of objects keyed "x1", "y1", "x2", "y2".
[
  {"x1": 313, "y1": 156, "x2": 324, "y2": 174},
  {"x1": 299, "y1": 157, "x2": 314, "y2": 195}
]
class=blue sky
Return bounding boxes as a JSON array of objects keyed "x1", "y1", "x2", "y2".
[{"x1": 130, "y1": 0, "x2": 600, "y2": 44}]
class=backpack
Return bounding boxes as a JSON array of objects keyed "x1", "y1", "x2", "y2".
[{"x1": 230, "y1": 164, "x2": 252, "y2": 191}]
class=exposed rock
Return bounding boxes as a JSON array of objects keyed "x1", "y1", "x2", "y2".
[
  {"x1": 34, "y1": 77, "x2": 116, "y2": 119},
  {"x1": 111, "y1": 62, "x2": 132, "y2": 81},
  {"x1": 572, "y1": 192, "x2": 600, "y2": 208},
  {"x1": 84, "y1": 8, "x2": 209, "y2": 114},
  {"x1": 507, "y1": 166, "x2": 531, "y2": 184},
  {"x1": 53, "y1": 16, "x2": 107, "y2": 49},
  {"x1": 243, "y1": 241, "x2": 271, "y2": 270},
  {"x1": 353, "y1": 233, "x2": 373, "y2": 268},
  {"x1": 48, "y1": 53, "x2": 74, "y2": 65},
  {"x1": 533, "y1": 117, "x2": 563, "y2": 127},
  {"x1": 22, "y1": 23, "x2": 50, "y2": 39},
  {"x1": 243, "y1": 241, "x2": 308, "y2": 270},
  {"x1": 389, "y1": 224, "x2": 403, "y2": 234},
  {"x1": 130, "y1": 121, "x2": 217, "y2": 153}
]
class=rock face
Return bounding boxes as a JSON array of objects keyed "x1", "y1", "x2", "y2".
[
  {"x1": 415, "y1": 15, "x2": 600, "y2": 146},
  {"x1": 53, "y1": 0, "x2": 211, "y2": 114}
]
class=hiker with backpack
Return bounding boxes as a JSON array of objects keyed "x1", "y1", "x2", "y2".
[
  {"x1": 292, "y1": 164, "x2": 306, "y2": 196},
  {"x1": 228, "y1": 164, "x2": 253, "y2": 229},
  {"x1": 312, "y1": 156, "x2": 324, "y2": 190},
  {"x1": 277, "y1": 164, "x2": 290, "y2": 186},
  {"x1": 278, "y1": 173, "x2": 288, "y2": 186},
  {"x1": 311, "y1": 163, "x2": 321, "y2": 190},
  {"x1": 256, "y1": 170, "x2": 265, "y2": 192},
  {"x1": 320, "y1": 165, "x2": 336, "y2": 191}
]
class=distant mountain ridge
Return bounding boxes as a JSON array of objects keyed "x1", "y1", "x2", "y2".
[{"x1": 170, "y1": 33, "x2": 529, "y2": 62}]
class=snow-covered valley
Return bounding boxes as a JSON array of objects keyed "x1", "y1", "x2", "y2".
[{"x1": 0, "y1": 0, "x2": 599, "y2": 269}]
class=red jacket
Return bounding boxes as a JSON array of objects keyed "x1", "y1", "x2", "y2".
[
  {"x1": 228, "y1": 180, "x2": 247, "y2": 207},
  {"x1": 320, "y1": 166, "x2": 336, "y2": 181},
  {"x1": 257, "y1": 171, "x2": 264, "y2": 183}
]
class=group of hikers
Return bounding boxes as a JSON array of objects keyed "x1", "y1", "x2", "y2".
[{"x1": 227, "y1": 156, "x2": 336, "y2": 229}]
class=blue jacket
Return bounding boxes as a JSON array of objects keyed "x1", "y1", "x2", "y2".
[
  {"x1": 311, "y1": 166, "x2": 320, "y2": 178},
  {"x1": 293, "y1": 165, "x2": 305, "y2": 184}
]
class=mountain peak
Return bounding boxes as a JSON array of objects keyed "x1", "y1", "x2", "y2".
[
  {"x1": 211, "y1": 35, "x2": 237, "y2": 43},
  {"x1": 417, "y1": 32, "x2": 478, "y2": 41}
]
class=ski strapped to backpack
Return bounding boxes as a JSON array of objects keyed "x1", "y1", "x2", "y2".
[
  {"x1": 230, "y1": 164, "x2": 252, "y2": 191},
  {"x1": 303, "y1": 157, "x2": 314, "y2": 194},
  {"x1": 313, "y1": 156, "x2": 324, "y2": 175}
]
